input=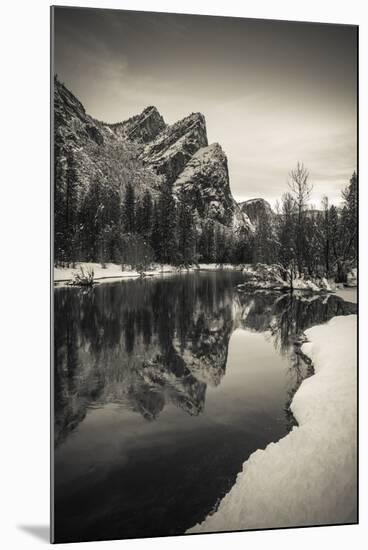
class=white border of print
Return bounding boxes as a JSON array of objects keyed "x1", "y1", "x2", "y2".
[{"x1": 0, "y1": 1, "x2": 366, "y2": 549}]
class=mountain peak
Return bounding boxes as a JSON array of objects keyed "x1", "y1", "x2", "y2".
[
  {"x1": 173, "y1": 143, "x2": 253, "y2": 232},
  {"x1": 239, "y1": 197, "x2": 273, "y2": 226},
  {"x1": 54, "y1": 78, "x2": 253, "y2": 237},
  {"x1": 108, "y1": 106, "x2": 166, "y2": 143},
  {"x1": 240, "y1": 197, "x2": 269, "y2": 205},
  {"x1": 142, "y1": 111, "x2": 208, "y2": 184},
  {"x1": 54, "y1": 76, "x2": 87, "y2": 125},
  {"x1": 143, "y1": 105, "x2": 161, "y2": 114}
]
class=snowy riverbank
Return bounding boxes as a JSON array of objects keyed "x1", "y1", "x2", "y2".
[
  {"x1": 53, "y1": 262, "x2": 244, "y2": 284},
  {"x1": 188, "y1": 314, "x2": 357, "y2": 533},
  {"x1": 238, "y1": 263, "x2": 338, "y2": 293}
]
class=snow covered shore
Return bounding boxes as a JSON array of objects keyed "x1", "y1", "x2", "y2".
[
  {"x1": 238, "y1": 264, "x2": 336, "y2": 293},
  {"x1": 53, "y1": 262, "x2": 243, "y2": 284},
  {"x1": 188, "y1": 315, "x2": 357, "y2": 533}
]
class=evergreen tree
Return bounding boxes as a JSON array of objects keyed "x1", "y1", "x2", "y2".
[
  {"x1": 328, "y1": 172, "x2": 358, "y2": 281},
  {"x1": 233, "y1": 229, "x2": 253, "y2": 264},
  {"x1": 303, "y1": 213, "x2": 320, "y2": 277},
  {"x1": 150, "y1": 201, "x2": 161, "y2": 261},
  {"x1": 135, "y1": 197, "x2": 144, "y2": 236},
  {"x1": 141, "y1": 189, "x2": 153, "y2": 239},
  {"x1": 276, "y1": 192, "x2": 297, "y2": 283},
  {"x1": 329, "y1": 204, "x2": 345, "y2": 281},
  {"x1": 198, "y1": 224, "x2": 208, "y2": 262},
  {"x1": 79, "y1": 177, "x2": 103, "y2": 261},
  {"x1": 64, "y1": 150, "x2": 80, "y2": 266},
  {"x1": 123, "y1": 182, "x2": 136, "y2": 234},
  {"x1": 318, "y1": 196, "x2": 331, "y2": 277},
  {"x1": 215, "y1": 226, "x2": 226, "y2": 264},
  {"x1": 54, "y1": 135, "x2": 67, "y2": 264},
  {"x1": 207, "y1": 222, "x2": 216, "y2": 262},
  {"x1": 177, "y1": 200, "x2": 196, "y2": 265},
  {"x1": 157, "y1": 181, "x2": 177, "y2": 264},
  {"x1": 341, "y1": 171, "x2": 358, "y2": 262},
  {"x1": 252, "y1": 209, "x2": 275, "y2": 265}
]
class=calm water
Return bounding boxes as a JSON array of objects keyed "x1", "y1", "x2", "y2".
[{"x1": 53, "y1": 272, "x2": 356, "y2": 543}]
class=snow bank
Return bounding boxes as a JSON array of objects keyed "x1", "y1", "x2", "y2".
[
  {"x1": 197, "y1": 263, "x2": 242, "y2": 271},
  {"x1": 291, "y1": 277, "x2": 335, "y2": 292},
  {"x1": 239, "y1": 264, "x2": 335, "y2": 293},
  {"x1": 54, "y1": 262, "x2": 139, "y2": 282},
  {"x1": 54, "y1": 262, "x2": 243, "y2": 284},
  {"x1": 53, "y1": 262, "x2": 180, "y2": 283},
  {"x1": 188, "y1": 315, "x2": 357, "y2": 533}
]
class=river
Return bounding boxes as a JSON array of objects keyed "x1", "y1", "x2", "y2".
[{"x1": 53, "y1": 271, "x2": 356, "y2": 542}]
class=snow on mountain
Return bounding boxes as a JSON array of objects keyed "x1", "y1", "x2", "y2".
[
  {"x1": 174, "y1": 143, "x2": 254, "y2": 232},
  {"x1": 54, "y1": 77, "x2": 106, "y2": 148},
  {"x1": 54, "y1": 77, "x2": 254, "y2": 233},
  {"x1": 238, "y1": 198, "x2": 273, "y2": 227},
  {"x1": 142, "y1": 112, "x2": 208, "y2": 184},
  {"x1": 107, "y1": 106, "x2": 166, "y2": 143}
]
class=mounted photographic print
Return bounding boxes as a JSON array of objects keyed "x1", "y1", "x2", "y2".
[{"x1": 51, "y1": 6, "x2": 358, "y2": 544}]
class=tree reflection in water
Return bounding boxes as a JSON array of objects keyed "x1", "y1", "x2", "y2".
[
  {"x1": 54, "y1": 274, "x2": 356, "y2": 447},
  {"x1": 237, "y1": 289, "x2": 356, "y2": 428}
]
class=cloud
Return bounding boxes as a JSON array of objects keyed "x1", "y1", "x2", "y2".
[{"x1": 54, "y1": 7, "x2": 357, "y2": 207}]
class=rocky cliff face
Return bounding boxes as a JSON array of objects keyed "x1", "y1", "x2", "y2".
[
  {"x1": 239, "y1": 198, "x2": 273, "y2": 227},
  {"x1": 54, "y1": 79, "x2": 165, "y2": 148},
  {"x1": 142, "y1": 112, "x2": 208, "y2": 184},
  {"x1": 54, "y1": 78, "x2": 106, "y2": 148},
  {"x1": 107, "y1": 106, "x2": 166, "y2": 143},
  {"x1": 54, "y1": 77, "x2": 252, "y2": 232},
  {"x1": 174, "y1": 143, "x2": 253, "y2": 231}
]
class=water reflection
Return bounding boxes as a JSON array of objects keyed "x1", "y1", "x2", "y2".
[
  {"x1": 238, "y1": 290, "x2": 356, "y2": 351},
  {"x1": 53, "y1": 273, "x2": 356, "y2": 542},
  {"x1": 54, "y1": 275, "x2": 356, "y2": 448}
]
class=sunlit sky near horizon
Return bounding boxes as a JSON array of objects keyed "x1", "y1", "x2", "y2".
[{"x1": 54, "y1": 7, "x2": 357, "y2": 207}]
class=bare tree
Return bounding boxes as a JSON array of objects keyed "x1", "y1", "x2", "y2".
[
  {"x1": 288, "y1": 162, "x2": 313, "y2": 276},
  {"x1": 288, "y1": 162, "x2": 312, "y2": 210}
]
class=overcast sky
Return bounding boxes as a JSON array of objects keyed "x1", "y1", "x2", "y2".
[{"x1": 53, "y1": 7, "x2": 357, "y2": 206}]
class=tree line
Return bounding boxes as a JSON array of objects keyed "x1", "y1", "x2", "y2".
[
  {"x1": 251, "y1": 163, "x2": 357, "y2": 282},
  {"x1": 55, "y1": 147, "x2": 357, "y2": 281},
  {"x1": 54, "y1": 148, "x2": 253, "y2": 270}
]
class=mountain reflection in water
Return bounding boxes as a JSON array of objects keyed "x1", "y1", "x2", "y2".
[{"x1": 53, "y1": 272, "x2": 356, "y2": 543}]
